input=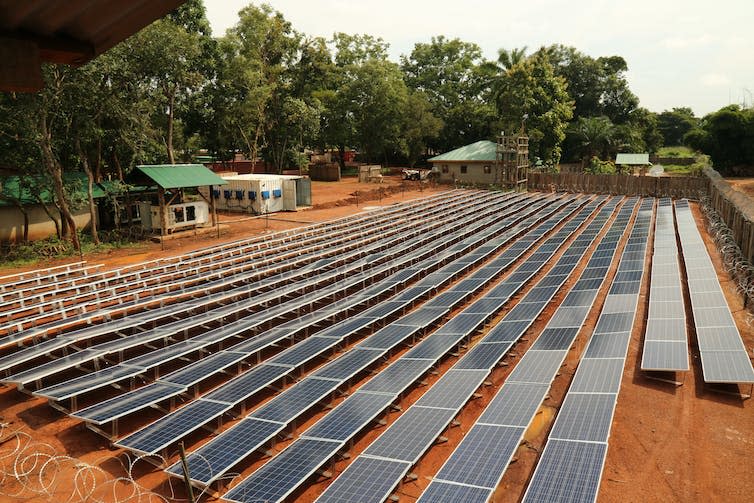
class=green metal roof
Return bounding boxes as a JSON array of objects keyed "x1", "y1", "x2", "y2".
[
  {"x1": 615, "y1": 153, "x2": 651, "y2": 165},
  {"x1": 135, "y1": 164, "x2": 228, "y2": 189},
  {"x1": 428, "y1": 140, "x2": 498, "y2": 162}
]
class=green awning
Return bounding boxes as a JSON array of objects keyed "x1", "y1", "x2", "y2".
[
  {"x1": 615, "y1": 153, "x2": 651, "y2": 165},
  {"x1": 135, "y1": 164, "x2": 228, "y2": 189}
]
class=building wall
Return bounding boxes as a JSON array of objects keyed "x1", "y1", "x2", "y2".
[
  {"x1": 434, "y1": 161, "x2": 497, "y2": 184},
  {"x1": 0, "y1": 205, "x2": 91, "y2": 243}
]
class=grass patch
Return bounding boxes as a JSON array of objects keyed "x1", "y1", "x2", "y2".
[{"x1": 657, "y1": 146, "x2": 695, "y2": 158}]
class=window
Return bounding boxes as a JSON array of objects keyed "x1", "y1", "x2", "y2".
[
  {"x1": 483, "y1": 165, "x2": 491, "y2": 174},
  {"x1": 442, "y1": 165, "x2": 449, "y2": 173},
  {"x1": 460, "y1": 165, "x2": 468, "y2": 174}
]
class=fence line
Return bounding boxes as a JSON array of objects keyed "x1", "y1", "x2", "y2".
[{"x1": 527, "y1": 172, "x2": 707, "y2": 199}]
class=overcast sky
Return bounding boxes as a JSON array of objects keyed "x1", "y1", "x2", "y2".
[{"x1": 205, "y1": 0, "x2": 754, "y2": 117}]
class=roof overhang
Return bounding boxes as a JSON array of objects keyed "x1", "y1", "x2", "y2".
[{"x1": 0, "y1": 0, "x2": 185, "y2": 92}]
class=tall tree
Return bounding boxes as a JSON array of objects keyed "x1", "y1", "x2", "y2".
[
  {"x1": 493, "y1": 52, "x2": 574, "y2": 165},
  {"x1": 657, "y1": 107, "x2": 698, "y2": 146},
  {"x1": 401, "y1": 91, "x2": 443, "y2": 167},
  {"x1": 401, "y1": 36, "x2": 496, "y2": 152}
]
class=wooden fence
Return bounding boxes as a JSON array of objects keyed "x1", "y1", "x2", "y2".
[
  {"x1": 528, "y1": 172, "x2": 707, "y2": 199},
  {"x1": 704, "y1": 168, "x2": 754, "y2": 264}
]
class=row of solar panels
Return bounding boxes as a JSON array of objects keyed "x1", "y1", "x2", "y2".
[
  {"x1": 404, "y1": 198, "x2": 639, "y2": 503},
  {"x1": 0, "y1": 191, "x2": 515, "y2": 380},
  {"x1": 641, "y1": 197, "x2": 689, "y2": 371},
  {"x1": 165, "y1": 196, "x2": 604, "y2": 499},
  {"x1": 675, "y1": 200, "x2": 754, "y2": 383},
  {"x1": 0, "y1": 190, "x2": 477, "y2": 339},
  {"x1": 520, "y1": 197, "x2": 654, "y2": 503}
]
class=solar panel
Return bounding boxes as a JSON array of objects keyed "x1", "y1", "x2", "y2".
[
  {"x1": 202, "y1": 363, "x2": 292, "y2": 405},
  {"x1": 522, "y1": 439, "x2": 606, "y2": 503},
  {"x1": 693, "y1": 307, "x2": 736, "y2": 328},
  {"x1": 35, "y1": 364, "x2": 144, "y2": 400},
  {"x1": 363, "y1": 406, "x2": 457, "y2": 463},
  {"x1": 165, "y1": 417, "x2": 285, "y2": 485},
  {"x1": 73, "y1": 382, "x2": 186, "y2": 424},
  {"x1": 608, "y1": 281, "x2": 640, "y2": 295},
  {"x1": 359, "y1": 358, "x2": 432, "y2": 395},
  {"x1": 476, "y1": 382, "x2": 549, "y2": 427},
  {"x1": 267, "y1": 336, "x2": 341, "y2": 367},
  {"x1": 530, "y1": 328, "x2": 580, "y2": 351},
  {"x1": 641, "y1": 341, "x2": 690, "y2": 371},
  {"x1": 413, "y1": 369, "x2": 488, "y2": 410},
  {"x1": 484, "y1": 320, "x2": 531, "y2": 343},
  {"x1": 403, "y1": 334, "x2": 466, "y2": 360},
  {"x1": 643, "y1": 319, "x2": 686, "y2": 341},
  {"x1": 434, "y1": 424, "x2": 524, "y2": 488},
  {"x1": 454, "y1": 342, "x2": 513, "y2": 370},
  {"x1": 417, "y1": 481, "x2": 491, "y2": 503},
  {"x1": 549, "y1": 393, "x2": 616, "y2": 442},
  {"x1": 115, "y1": 399, "x2": 232, "y2": 455},
  {"x1": 695, "y1": 326, "x2": 746, "y2": 351},
  {"x1": 394, "y1": 307, "x2": 448, "y2": 328},
  {"x1": 314, "y1": 456, "x2": 411, "y2": 503},
  {"x1": 359, "y1": 324, "x2": 418, "y2": 349},
  {"x1": 223, "y1": 438, "x2": 342, "y2": 503},
  {"x1": 699, "y1": 350, "x2": 754, "y2": 383},
  {"x1": 507, "y1": 350, "x2": 565, "y2": 384},
  {"x1": 569, "y1": 358, "x2": 625, "y2": 393},
  {"x1": 249, "y1": 377, "x2": 339, "y2": 423},
  {"x1": 435, "y1": 312, "x2": 487, "y2": 335},
  {"x1": 594, "y1": 312, "x2": 635, "y2": 334},
  {"x1": 302, "y1": 392, "x2": 394, "y2": 441},
  {"x1": 506, "y1": 301, "x2": 546, "y2": 321},
  {"x1": 600, "y1": 294, "x2": 637, "y2": 314},
  {"x1": 311, "y1": 348, "x2": 384, "y2": 381},
  {"x1": 161, "y1": 351, "x2": 248, "y2": 386}
]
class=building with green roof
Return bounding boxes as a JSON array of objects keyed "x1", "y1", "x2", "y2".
[{"x1": 428, "y1": 140, "x2": 498, "y2": 184}]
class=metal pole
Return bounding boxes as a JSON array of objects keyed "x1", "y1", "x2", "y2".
[{"x1": 179, "y1": 442, "x2": 196, "y2": 503}]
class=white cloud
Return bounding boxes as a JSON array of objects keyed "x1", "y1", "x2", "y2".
[
  {"x1": 701, "y1": 73, "x2": 731, "y2": 87},
  {"x1": 662, "y1": 34, "x2": 713, "y2": 50}
]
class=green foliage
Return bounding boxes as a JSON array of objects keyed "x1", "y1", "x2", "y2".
[
  {"x1": 493, "y1": 51, "x2": 573, "y2": 165},
  {"x1": 585, "y1": 156, "x2": 616, "y2": 174},
  {"x1": 657, "y1": 107, "x2": 698, "y2": 146},
  {"x1": 684, "y1": 105, "x2": 754, "y2": 174},
  {"x1": 657, "y1": 146, "x2": 696, "y2": 158}
]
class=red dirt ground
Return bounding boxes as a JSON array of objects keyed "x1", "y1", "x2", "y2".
[{"x1": 0, "y1": 186, "x2": 752, "y2": 503}]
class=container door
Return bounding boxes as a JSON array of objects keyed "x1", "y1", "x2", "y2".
[
  {"x1": 296, "y1": 178, "x2": 312, "y2": 206},
  {"x1": 283, "y1": 180, "x2": 297, "y2": 211}
]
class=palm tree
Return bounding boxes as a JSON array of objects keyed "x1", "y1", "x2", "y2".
[
  {"x1": 568, "y1": 116, "x2": 615, "y2": 167},
  {"x1": 497, "y1": 46, "x2": 528, "y2": 70}
]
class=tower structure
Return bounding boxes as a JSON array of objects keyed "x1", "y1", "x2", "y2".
[{"x1": 495, "y1": 131, "x2": 529, "y2": 191}]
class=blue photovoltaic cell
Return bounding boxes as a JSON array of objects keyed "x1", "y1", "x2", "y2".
[
  {"x1": 323, "y1": 317, "x2": 376, "y2": 338},
  {"x1": 424, "y1": 290, "x2": 470, "y2": 308},
  {"x1": 116, "y1": 399, "x2": 232, "y2": 455},
  {"x1": 312, "y1": 348, "x2": 384, "y2": 381},
  {"x1": 414, "y1": 369, "x2": 488, "y2": 410},
  {"x1": 363, "y1": 406, "x2": 457, "y2": 463},
  {"x1": 530, "y1": 328, "x2": 579, "y2": 351},
  {"x1": 73, "y1": 382, "x2": 184, "y2": 424},
  {"x1": 505, "y1": 302, "x2": 545, "y2": 321},
  {"x1": 455, "y1": 342, "x2": 512, "y2": 370},
  {"x1": 417, "y1": 481, "x2": 491, "y2": 503},
  {"x1": 477, "y1": 382, "x2": 549, "y2": 427},
  {"x1": 595, "y1": 312, "x2": 635, "y2": 334},
  {"x1": 549, "y1": 393, "x2": 615, "y2": 442},
  {"x1": 223, "y1": 438, "x2": 342, "y2": 503},
  {"x1": 644, "y1": 319, "x2": 686, "y2": 341},
  {"x1": 403, "y1": 334, "x2": 465, "y2": 360},
  {"x1": 569, "y1": 358, "x2": 624, "y2": 393},
  {"x1": 435, "y1": 424, "x2": 524, "y2": 488},
  {"x1": 523, "y1": 286, "x2": 559, "y2": 303},
  {"x1": 161, "y1": 351, "x2": 248, "y2": 386},
  {"x1": 436, "y1": 313, "x2": 487, "y2": 335},
  {"x1": 394, "y1": 308, "x2": 447, "y2": 328},
  {"x1": 359, "y1": 358, "x2": 432, "y2": 394},
  {"x1": 507, "y1": 350, "x2": 565, "y2": 384},
  {"x1": 267, "y1": 337, "x2": 340, "y2": 367},
  {"x1": 303, "y1": 392, "x2": 394, "y2": 441},
  {"x1": 484, "y1": 320, "x2": 531, "y2": 342},
  {"x1": 316, "y1": 456, "x2": 411, "y2": 503},
  {"x1": 522, "y1": 439, "x2": 607, "y2": 503},
  {"x1": 641, "y1": 341, "x2": 690, "y2": 371},
  {"x1": 36, "y1": 365, "x2": 144, "y2": 400},
  {"x1": 165, "y1": 418, "x2": 285, "y2": 485},
  {"x1": 204, "y1": 364, "x2": 292, "y2": 404},
  {"x1": 359, "y1": 324, "x2": 417, "y2": 349},
  {"x1": 250, "y1": 377, "x2": 339, "y2": 423}
]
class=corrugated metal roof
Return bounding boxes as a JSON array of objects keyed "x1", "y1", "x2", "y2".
[
  {"x1": 136, "y1": 164, "x2": 228, "y2": 189},
  {"x1": 615, "y1": 153, "x2": 651, "y2": 165},
  {"x1": 428, "y1": 140, "x2": 498, "y2": 162}
]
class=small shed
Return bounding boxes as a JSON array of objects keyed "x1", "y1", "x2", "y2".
[
  {"x1": 132, "y1": 164, "x2": 227, "y2": 239},
  {"x1": 429, "y1": 140, "x2": 498, "y2": 184},
  {"x1": 201, "y1": 173, "x2": 311, "y2": 214},
  {"x1": 615, "y1": 153, "x2": 652, "y2": 175}
]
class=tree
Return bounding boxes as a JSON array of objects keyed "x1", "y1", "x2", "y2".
[
  {"x1": 567, "y1": 116, "x2": 615, "y2": 166},
  {"x1": 657, "y1": 107, "x2": 698, "y2": 145},
  {"x1": 401, "y1": 91, "x2": 443, "y2": 167},
  {"x1": 685, "y1": 105, "x2": 754, "y2": 173},
  {"x1": 493, "y1": 51, "x2": 573, "y2": 165},
  {"x1": 401, "y1": 36, "x2": 496, "y2": 152}
]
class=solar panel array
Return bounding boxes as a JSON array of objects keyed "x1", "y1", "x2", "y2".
[
  {"x1": 173, "y1": 196, "x2": 594, "y2": 496},
  {"x1": 641, "y1": 198, "x2": 689, "y2": 371},
  {"x1": 675, "y1": 200, "x2": 754, "y2": 383},
  {"x1": 113, "y1": 193, "x2": 570, "y2": 456},
  {"x1": 521, "y1": 198, "x2": 653, "y2": 503},
  {"x1": 414, "y1": 198, "x2": 640, "y2": 503}
]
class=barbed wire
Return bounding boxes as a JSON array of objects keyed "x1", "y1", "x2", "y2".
[
  {"x1": 0, "y1": 422, "x2": 194, "y2": 503},
  {"x1": 698, "y1": 196, "x2": 754, "y2": 317}
]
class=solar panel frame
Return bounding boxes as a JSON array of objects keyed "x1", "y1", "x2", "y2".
[
  {"x1": 249, "y1": 377, "x2": 339, "y2": 423},
  {"x1": 416, "y1": 481, "x2": 491, "y2": 503},
  {"x1": 476, "y1": 382, "x2": 550, "y2": 427},
  {"x1": 359, "y1": 358, "x2": 433, "y2": 394},
  {"x1": 548, "y1": 393, "x2": 616, "y2": 442},
  {"x1": 313, "y1": 456, "x2": 412, "y2": 503}
]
